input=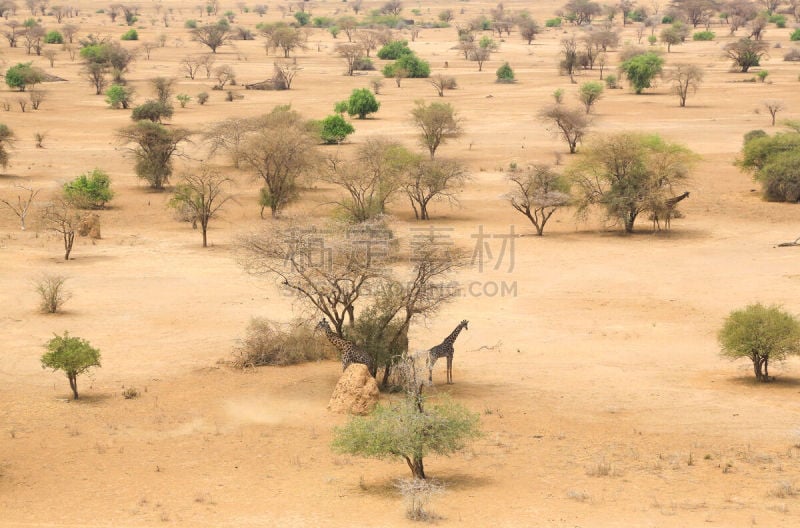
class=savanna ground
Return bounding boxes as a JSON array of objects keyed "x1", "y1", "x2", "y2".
[{"x1": 2, "y1": 0, "x2": 800, "y2": 525}]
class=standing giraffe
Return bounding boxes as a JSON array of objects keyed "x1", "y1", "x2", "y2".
[
  {"x1": 427, "y1": 320, "x2": 469, "y2": 384},
  {"x1": 315, "y1": 319, "x2": 375, "y2": 375},
  {"x1": 653, "y1": 191, "x2": 690, "y2": 231}
]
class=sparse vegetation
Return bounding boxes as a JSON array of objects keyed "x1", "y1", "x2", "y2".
[
  {"x1": 232, "y1": 318, "x2": 331, "y2": 368},
  {"x1": 34, "y1": 274, "x2": 71, "y2": 314}
]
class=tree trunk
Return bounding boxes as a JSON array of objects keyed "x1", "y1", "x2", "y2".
[
  {"x1": 404, "y1": 455, "x2": 426, "y2": 479},
  {"x1": 381, "y1": 363, "x2": 391, "y2": 387},
  {"x1": 624, "y1": 212, "x2": 636, "y2": 233},
  {"x1": 68, "y1": 373, "x2": 79, "y2": 399}
]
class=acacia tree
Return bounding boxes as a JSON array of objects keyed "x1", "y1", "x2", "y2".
[
  {"x1": 324, "y1": 138, "x2": 412, "y2": 222},
  {"x1": 578, "y1": 81, "x2": 603, "y2": 113},
  {"x1": 336, "y1": 42, "x2": 364, "y2": 76},
  {"x1": 191, "y1": 21, "x2": 231, "y2": 52},
  {"x1": 405, "y1": 158, "x2": 468, "y2": 220},
  {"x1": 506, "y1": 165, "x2": 571, "y2": 236},
  {"x1": 0, "y1": 123, "x2": 13, "y2": 170},
  {"x1": 569, "y1": 132, "x2": 696, "y2": 233},
  {"x1": 116, "y1": 121, "x2": 191, "y2": 190},
  {"x1": 41, "y1": 332, "x2": 101, "y2": 400},
  {"x1": 169, "y1": 165, "x2": 234, "y2": 247},
  {"x1": 538, "y1": 104, "x2": 591, "y2": 154},
  {"x1": 619, "y1": 51, "x2": 664, "y2": 94},
  {"x1": 665, "y1": 64, "x2": 704, "y2": 107},
  {"x1": 239, "y1": 106, "x2": 320, "y2": 217},
  {"x1": 763, "y1": 99, "x2": 784, "y2": 126},
  {"x1": 203, "y1": 116, "x2": 258, "y2": 168},
  {"x1": 411, "y1": 101, "x2": 462, "y2": 159},
  {"x1": 719, "y1": 303, "x2": 800, "y2": 382},
  {"x1": 724, "y1": 38, "x2": 769, "y2": 72}
]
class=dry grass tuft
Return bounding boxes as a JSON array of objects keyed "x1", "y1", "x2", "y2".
[{"x1": 232, "y1": 318, "x2": 332, "y2": 368}]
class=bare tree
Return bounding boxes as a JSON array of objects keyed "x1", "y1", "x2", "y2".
[
  {"x1": 43, "y1": 49, "x2": 57, "y2": 67},
  {"x1": 336, "y1": 42, "x2": 364, "y2": 76},
  {"x1": 355, "y1": 29, "x2": 379, "y2": 57},
  {"x1": 198, "y1": 53, "x2": 216, "y2": 78},
  {"x1": 405, "y1": 158, "x2": 467, "y2": 220},
  {"x1": 213, "y1": 64, "x2": 236, "y2": 89},
  {"x1": 506, "y1": 165, "x2": 571, "y2": 235},
  {"x1": 273, "y1": 60, "x2": 300, "y2": 89},
  {"x1": 323, "y1": 138, "x2": 412, "y2": 222},
  {"x1": 763, "y1": 99, "x2": 785, "y2": 126},
  {"x1": 0, "y1": 183, "x2": 40, "y2": 230},
  {"x1": 203, "y1": 116, "x2": 257, "y2": 168},
  {"x1": 239, "y1": 107, "x2": 320, "y2": 217},
  {"x1": 82, "y1": 62, "x2": 109, "y2": 95},
  {"x1": 410, "y1": 101, "x2": 462, "y2": 160},
  {"x1": 28, "y1": 88, "x2": 45, "y2": 109},
  {"x1": 191, "y1": 22, "x2": 232, "y2": 53},
  {"x1": 180, "y1": 56, "x2": 202, "y2": 79},
  {"x1": 427, "y1": 74, "x2": 455, "y2": 97},
  {"x1": 538, "y1": 104, "x2": 591, "y2": 154},
  {"x1": 61, "y1": 23, "x2": 78, "y2": 43},
  {"x1": 665, "y1": 64, "x2": 704, "y2": 107},
  {"x1": 168, "y1": 165, "x2": 234, "y2": 247},
  {"x1": 40, "y1": 199, "x2": 78, "y2": 260},
  {"x1": 469, "y1": 46, "x2": 491, "y2": 72}
]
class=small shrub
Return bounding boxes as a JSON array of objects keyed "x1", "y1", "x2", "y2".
[
  {"x1": 318, "y1": 114, "x2": 355, "y2": 144},
  {"x1": 353, "y1": 57, "x2": 375, "y2": 71},
  {"x1": 121, "y1": 29, "x2": 138, "y2": 41},
  {"x1": 604, "y1": 74, "x2": 618, "y2": 89},
  {"x1": 769, "y1": 14, "x2": 786, "y2": 28},
  {"x1": 545, "y1": 17, "x2": 562, "y2": 27},
  {"x1": 44, "y1": 30, "x2": 64, "y2": 44},
  {"x1": 232, "y1": 318, "x2": 332, "y2": 368},
  {"x1": 184, "y1": 19, "x2": 198, "y2": 29},
  {"x1": 105, "y1": 84, "x2": 135, "y2": 109},
  {"x1": 34, "y1": 274, "x2": 71, "y2": 313},
  {"x1": 197, "y1": 92, "x2": 209, "y2": 105},
  {"x1": 552, "y1": 88, "x2": 564, "y2": 103},
  {"x1": 122, "y1": 387, "x2": 140, "y2": 399},
  {"x1": 648, "y1": 35, "x2": 657, "y2": 45},
  {"x1": 783, "y1": 48, "x2": 800, "y2": 61},
  {"x1": 757, "y1": 70, "x2": 769, "y2": 82},
  {"x1": 693, "y1": 31, "x2": 715, "y2": 41},
  {"x1": 396, "y1": 478, "x2": 443, "y2": 521},
  {"x1": 131, "y1": 100, "x2": 173, "y2": 122},
  {"x1": 377, "y1": 40, "x2": 413, "y2": 60},
  {"x1": 63, "y1": 169, "x2": 114, "y2": 209},
  {"x1": 661, "y1": 15, "x2": 674, "y2": 23},
  {"x1": 176, "y1": 94, "x2": 191, "y2": 108},
  {"x1": 383, "y1": 54, "x2": 430, "y2": 78},
  {"x1": 225, "y1": 90, "x2": 234, "y2": 101},
  {"x1": 495, "y1": 62, "x2": 515, "y2": 83},
  {"x1": 791, "y1": 29, "x2": 800, "y2": 42}
]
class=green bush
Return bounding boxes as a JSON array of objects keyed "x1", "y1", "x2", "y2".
[
  {"x1": 620, "y1": 52, "x2": 664, "y2": 94},
  {"x1": 184, "y1": 19, "x2": 198, "y2": 29},
  {"x1": 342, "y1": 88, "x2": 380, "y2": 119},
  {"x1": 693, "y1": 31, "x2": 715, "y2": 41},
  {"x1": 495, "y1": 62, "x2": 515, "y2": 83},
  {"x1": 63, "y1": 169, "x2": 114, "y2": 209},
  {"x1": 176, "y1": 94, "x2": 191, "y2": 108},
  {"x1": 739, "y1": 131, "x2": 800, "y2": 201},
  {"x1": 318, "y1": 114, "x2": 355, "y2": 144},
  {"x1": 121, "y1": 29, "x2": 138, "y2": 41},
  {"x1": 377, "y1": 39, "x2": 413, "y2": 60},
  {"x1": 545, "y1": 17, "x2": 562, "y2": 27},
  {"x1": 197, "y1": 92, "x2": 209, "y2": 105},
  {"x1": 4, "y1": 62, "x2": 42, "y2": 91},
  {"x1": 791, "y1": 29, "x2": 800, "y2": 41},
  {"x1": 313, "y1": 16, "x2": 334, "y2": 27},
  {"x1": 604, "y1": 73, "x2": 618, "y2": 89},
  {"x1": 353, "y1": 56, "x2": 375, "y2": 70},
  {"x1": 294, "y1": 11, "x2": 310, "y2": 26},
  {"x1": 769, "y1": 14, "x2": 786, "y2": 27},
  {"x1": 382, "y1": 54, "x2": 430, "y2": 78},
  {"x1": 44, "y1": 30, "x2": 63, "y2": 44},
  {"x1": 661, "y1": 15, "x2": 673, "y2": 23},
  {"x1": 105, "y1": 84, "x2": 135, "y2": 109},
  {"x1": 131, "y1": 100, "x2": 173, "y2": 123}
]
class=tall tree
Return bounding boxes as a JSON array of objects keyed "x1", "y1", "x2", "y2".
[
  {"x1": 410, "y1": 100, "x2": 462, "y2": 159},
  {"x1": 169, "y1": 165, "x2": 234, "y2": 247},
  {"x1": 116, "y1": 121, "x2": 191, "y2": 189}
]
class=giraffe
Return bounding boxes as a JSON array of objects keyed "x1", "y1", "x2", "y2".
[
  {"x1": 426, "y1": 320, "x2": 468, "y2": 385},
  {"x1": 653, "y1": 191, "x2": 690, "y2": 231},
  {"x1": 315, "y1": 319, "x2": 375, "y2": 375}
]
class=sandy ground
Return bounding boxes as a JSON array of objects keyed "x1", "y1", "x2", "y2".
[{"x1": 2, "y1": 1, "x2": 800, "y2": 526}]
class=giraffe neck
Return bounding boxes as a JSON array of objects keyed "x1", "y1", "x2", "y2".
[
  {"x1": 325, "y1": 329, "x2": 351, "y2": 352},
  {"x1": 445, "y1": 324, "x2": 465, "y2": 345},
  {"x1": 668, "y1": 192, "x2": 689, "y2": 206}
]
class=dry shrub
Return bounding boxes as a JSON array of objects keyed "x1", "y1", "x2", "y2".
[
  {"x1": 232, "y1": 318, "x2": 331, "y2": 368},
  {"x1": 34, "y1": 274, "x2": 71, "y2": 313},
  {"x1": 396, "y1": 478, "x2": 443, "y2": 522},
  {"x1": 784, "y1": 48, "x2": 800, "y2": 62}
]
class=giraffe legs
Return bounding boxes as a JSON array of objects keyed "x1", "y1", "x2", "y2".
[{"x1": 446, "y1": 355, "x2": 453, "y2": 384}]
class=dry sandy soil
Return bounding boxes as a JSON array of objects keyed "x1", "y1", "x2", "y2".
[{"x1": 2, "y1": 1, "x2": 800, "y2": 526}]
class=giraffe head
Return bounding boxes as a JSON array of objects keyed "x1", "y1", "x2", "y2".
[
  {"x1": 461, "y1": 320, "x2": 469, "y2": 331},
  {"x1": 315, "y1": 318, "x2": 332, "y2": 333}
]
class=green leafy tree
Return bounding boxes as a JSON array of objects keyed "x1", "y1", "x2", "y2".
[
  {"x1": 342, "y1": 88, "x2": 380, "y2": 119},
  {"x1": 718, "y1": 304, "x2": 800, "y2": 382},
  {"x1": 121, "y1": 29, "x2": 138, "y2": 41},
  {"x1": 44, "y1": 30, "x2": 63, "y2": 44},
  {"x1": 63, "y1": 169, "x2": 114, "y2": 209},
  {"x1": 738, "y1": 130, "x2": 800, "y2": 202},
  {"x1": 5, "y1": 62, "x2": 43, "y2": 91},
  {"x1": 41, "y1": 332, "x2": 101, "y2": 400},
  {"x1": 116, "y1": 121, "x2": 191, "y2": 190},
  {"x1": 191, "y1": 21, "x2": 232, "y2": 53},
  {"x1": 332, "y1": 394, "x2": 481, "y2": 479},
  {"x1": 383, "y1": 54, "x2": 430, "y2": 78},
  {"x1": 620, "y1": 52, "x2": 664, "y2": 93},
  {"x1": 318, "y1": 114, "x2": 355, "y2": 144},
  {"x1": 578, "y1": 81, "x2": 604, "y2": 113},
  {"x1": 569, "y1": 132, "x2": 695, "y2": 232},
  {"x1": 294, "y1": 11, "x2": 311, "y2": 26},
  {"x1": 377, "y1": 39, "x2": 413, "y2": 59},
  {"x1": 410, "y1": 100, "x2": 462, "y2": 159},
  {"x1": 105, "y1": 84, "x2": 135, "y2": 109}
]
